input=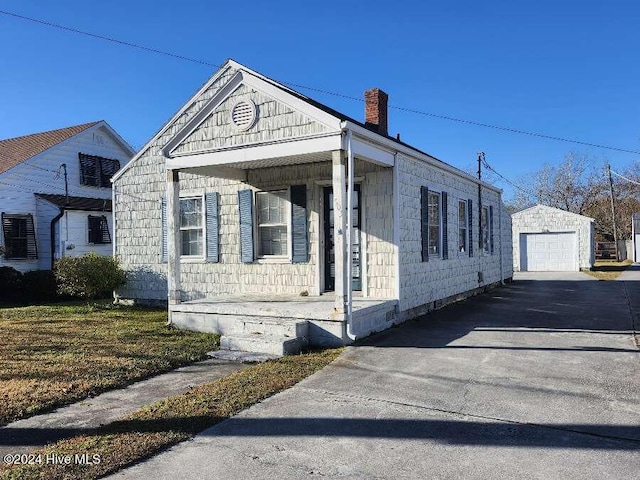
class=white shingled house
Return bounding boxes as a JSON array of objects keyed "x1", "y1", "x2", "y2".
[
  {"x1": 113, "y1": 59, "x2": 513, "y2": 354},
  {"x1": 511, "y1": 204, "x2": 595, "y2": 272},
  {"x1": 0, "y1": 121, "x2": 134, "y2": 272}
]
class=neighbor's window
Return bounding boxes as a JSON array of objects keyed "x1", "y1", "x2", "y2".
[
  {"x1": 88, "y1": 215, "x2": 111, "y2": 244},
  {"x1": 180, "y1": 197, "x2": 204, "y2": 256},
  {"x1": 481, "y1": 205, "x2": 490, "y2": 253},
  {"x1": 79, "y1": 153, "x2": 121, "y2": 188},
  {"x1": 1, "y1": 213, "x2": 37, "y2": 259},
  {"x1": 256, "y1": 190, "x2": 288, "y2": 256},
  {"x1": 428, "y1": 192, "x2": 441, "y2": 256},
  {"x1": 458, "y1": 200, "x2": 468, "y2": 253}
]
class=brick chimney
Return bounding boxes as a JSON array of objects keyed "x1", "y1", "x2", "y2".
[{"x1": 364, "y1": 88, "x2": 389, "y2": 136}]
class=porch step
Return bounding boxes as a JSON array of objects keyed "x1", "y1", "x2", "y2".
[{"x1": 220, "y1": 333, "x2": 308, "y2": 356}]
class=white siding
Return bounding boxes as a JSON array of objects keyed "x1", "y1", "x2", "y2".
[
  {"x1": 0, "y1": 125, "x2": 131, "y2": 271},
  {"x1": 511, "y1": 205, "x2": 594, "y2": 271},
  {"x1": 397, "y1": 154, "x2": 512, "y2": 313}
]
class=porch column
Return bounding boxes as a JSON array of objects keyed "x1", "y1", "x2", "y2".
[
  {"x1": 167, "y1": 169, "x2": 181, "y2": 304},
  {"x1": 331, "y1": 150, "x2": 347, "y2": 313}
]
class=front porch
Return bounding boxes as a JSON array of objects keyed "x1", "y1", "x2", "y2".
[{"x1": 170, "y1": 295, "x2": 398, "y2": 353}]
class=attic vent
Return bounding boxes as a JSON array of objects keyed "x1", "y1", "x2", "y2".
[{"x1": 230, "y1": 100, "x2": 257, "y2": 131}]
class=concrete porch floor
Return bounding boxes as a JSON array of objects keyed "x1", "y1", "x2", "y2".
[{"x1": 173, "y1": 294, "x2": 397, "y2": 321}]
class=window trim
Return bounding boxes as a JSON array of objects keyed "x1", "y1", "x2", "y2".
[
  {"x1": 458, "y1": 199, "x2": 468, "y2": 255},
  {"x1": 428, "y1": 191, "x2": 442, "y2": 258},
  {"x1": 255, "y1": 188, "x2": 291, "y2": 260},
  {"x1": 179, "y1": 195, "x2": 205, "y2": 258}
]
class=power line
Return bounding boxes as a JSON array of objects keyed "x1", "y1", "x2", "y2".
[
  {"x1": 611, "y1": 169, "x2": 640, "y2": 187},
  {"x1": 481, "y1": 158, "x2": 536, "y2": 198},
  {"x1": 2, "y1": 9, "x2": 640, "y2": 156},
  {"x1": 0, "y1": 10, "x2": 221, "y2": 68}
]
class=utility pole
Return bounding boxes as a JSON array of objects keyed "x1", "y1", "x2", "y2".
[
  {"x1": 478, "y1": 152, "x2": 484, "y2": 252},
  {"x1": 607, "y1": 164, "x2": 619, "y2": 261}
]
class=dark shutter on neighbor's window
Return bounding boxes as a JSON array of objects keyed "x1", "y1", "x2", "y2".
[
  {"x1": 467, "y1": 199, "x2": 473, "y2": 257},
  {"x1": 421, "y1": 186, "x2": 429, "y2": 262},
  {"x1": 88, "y1": 215, "x2": 111, "y2": 244},
  {"x1": 489, "y1": 205, "x2": 494, "y2": 254},
  {"x1": 161, "y1": 198, "x2": 168, "y2": 263},
  {"x1": 290, "y1": 185, "x2": 308, "y2": 263},
  {"x1": 441, "y1": 191, "x2": 448, "y2": 260},
  {"x1": 238, "y1": 189, "x2": 254, "y2": 263},
  {"x1": 205, "y1": 192, "x2": 219, "y2": 263},
  {"x1": 1, "y1": 213, "x2": 37, "y2": 260}
]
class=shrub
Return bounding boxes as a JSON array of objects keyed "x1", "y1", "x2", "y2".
[
  {"x1": 55, "y1": 253, "x2": 126, "y2": 300},
  {"x1": 22, "y1": 270, "x2": 58, "y2": 302},
  {"x1": 0, "y1": 266, "x2": 23, "y2": 300}
]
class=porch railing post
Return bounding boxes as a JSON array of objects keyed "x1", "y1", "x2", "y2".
[
  {"x1": 331, "y1": 150, "x2": 347, "y2": 314},
  {"x1": 167, "y1": 169, "x2": 181, "y2": 305}
]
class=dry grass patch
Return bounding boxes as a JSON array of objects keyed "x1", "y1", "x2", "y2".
[
  {"x1": 0, "y1": 302, "x2": 219, "y2": 426},
  {"x1": 0, "y1": 348, "x2": 343, "y2": 480},
  {"x1": 583, "y1": 259, "x2": 633, "y2": 280}
]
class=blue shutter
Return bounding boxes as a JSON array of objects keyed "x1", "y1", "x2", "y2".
[
  {"x1": 442, "y1": 191, "x2": 448, "y2": 260},
  {"x1": 489, "y1": 205, "x2": 494, "y2": 255},
  {"x1": 421, "y1": 186, "x2": 429, "y2": 262},
  {"x1": 467, "y1": 198, "x2": 473, "y2": 257},
  {"x1": 238, "y1": 189, "x2": 254, "y2": 263},
  {"x1": 161, "y1": 198, "x2": 167, "y2": 263},
  {"x1": 290, "y1": 185, "x2": 308, "y2": 263},
  {"x1": 206, "y1": 192, "x2": 219, "y2": 263}
]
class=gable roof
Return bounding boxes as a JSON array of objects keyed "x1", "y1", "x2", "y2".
[
  {"x1": 0, "y1": 122, "x2": 100, "y2": 175},
  {"x1": 35, "y1": 193, "x2": 112, "y2": 212},
  {"x1": 113, "y1": 59, "x2": 500, "y2": 193},
  {"x1": 512, "y1": 203, "x2": 595, "y2": 221}
]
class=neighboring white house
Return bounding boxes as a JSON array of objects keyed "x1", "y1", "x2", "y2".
[
  {"x1": 0, "y1": 121, "x2": 135, "y2": 272},
  {"x1": 113, "y1": 59, "x2": 513, "y2": 353},
  {"x1": 511, "y1": 204, "x2": 595, "y2": 272}
]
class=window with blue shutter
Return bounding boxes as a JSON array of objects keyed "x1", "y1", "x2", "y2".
[
  {"x1": 238, "y1": 189, "x2": 254, "y2": 263},
  {"x1": 421, "y1": 186, "x2": 429, "y2": 262},
  {"x1": 206, "y1": 192, "x2": 219, "y2": 263},
  {"x1": 442, "y1": 191, "x2": 448, "y2": 260},
  {"x1": 467, "y1": 198, "x2": 473, "y2": 257},
  {"x1": 290, "y1": 185, "x2": 308, "y2": 263}
]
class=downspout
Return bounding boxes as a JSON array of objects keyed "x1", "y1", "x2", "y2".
[
  {"x1": 50, "y1": 208, "x2": 65, "y2": 270},
  {"x1": 346, "y1": 129, "x2": 356, "y2": 341}
]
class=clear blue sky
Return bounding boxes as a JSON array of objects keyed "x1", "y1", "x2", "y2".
[{"x1": 1, "y1": 0, "x2": 639, "y2": 201}]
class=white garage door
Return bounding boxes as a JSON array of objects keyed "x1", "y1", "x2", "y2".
[{"x1": 520, "y1": 232, "x2": 577, "y2": 271}]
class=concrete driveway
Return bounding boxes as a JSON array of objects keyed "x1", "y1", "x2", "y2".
[{"x1": 110, "y1": 272, "x2": 640, "y2": 479}]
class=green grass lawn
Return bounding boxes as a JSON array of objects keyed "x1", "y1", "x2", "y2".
[
  {"x1": 583, "y1": 259, "x2": 633, "y2": 280},
  {"x1": 0, "y1": 301, "x2": 220, "y2": 426}
]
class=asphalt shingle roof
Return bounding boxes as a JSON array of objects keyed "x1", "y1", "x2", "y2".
[{"x1": 0, "y1": 122, "x2": 100, "y2": 175}]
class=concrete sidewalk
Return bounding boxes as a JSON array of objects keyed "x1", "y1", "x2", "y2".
[
  {"x1": 0, "y1": 358, "x2": 247, "y2": 457},
  {"x1": 108, "y1": 272, "x2": 640, "y2": 480}
]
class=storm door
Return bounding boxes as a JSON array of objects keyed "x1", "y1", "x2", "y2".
[{"x1": 323, "y1": 185, "x2": 362, "y2": 291}]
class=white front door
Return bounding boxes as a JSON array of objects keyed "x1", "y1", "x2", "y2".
[{"x1": 520, "y1": 232, "x2": 577, "y2": 271}]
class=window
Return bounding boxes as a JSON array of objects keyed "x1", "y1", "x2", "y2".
[
  {"x1": 88, "y1": 215, "x2": 111, "y2": 244},
  {"x1": 180, "y1": 197, "x2": 204, "y2": 256},
  {"x1": 481, "y1": 205, "x2": 490, "y2": 253},
  {"x1": 1, "y1": 213, "x2": 37, "y2": 259},
  {"x1": 458, "y1": 200, "x2": 468, "y2": 253},
  {"x1": 79, "y1": 153, "x2": 121, "y2": 187},
  {"x1": 256, "y1": 190, "x2": 288, "y2": 257},
  {"x1": 428, "y1": 192, "x2": 441, "y2": 256}
]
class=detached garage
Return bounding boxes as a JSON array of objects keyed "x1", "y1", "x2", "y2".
[{"x1": 512, "y1": 204, "x2": 595, "y2": 272}]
